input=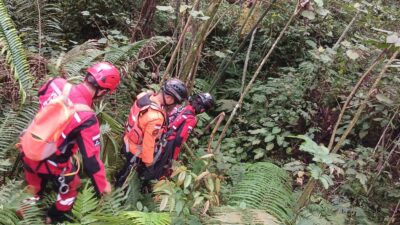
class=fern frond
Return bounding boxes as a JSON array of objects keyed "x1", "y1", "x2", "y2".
[
  {"x1": 0, "y1": 180, "x2": 44, "y2": 225},
  {"x1": 122, "y1": 211, "x2": 171, "y2": 225},
  {"x1": 0, "y1": 0, "x2": 33, "y2": 103},
  {"x1": 207, "y1": 207, "x2": 280, "y2": 225},
  {"x1": 0, "y1": 103, "x2": 37, "y2": 171},
  {"x1": 71, "y1": 184, "x2": 99, "y2": 224},
  {"x1": 99, "y1": 187, "x2": 128, "y2": 216},
  {"x1": 103, "y1": 40, "x2": 146, "y2": 63},
  {"x1": 228, "y1": 162, "x2": 294, "y2": 223}
]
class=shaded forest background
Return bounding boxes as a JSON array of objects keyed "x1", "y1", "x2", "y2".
[{"x1": 0, "y1": 0, "x2": 400, "y2": 224}]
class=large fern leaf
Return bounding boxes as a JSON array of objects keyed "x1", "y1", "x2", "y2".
[
  {"x1": 0, "y1": 180, "x2": 43, "y2": 225},
  {"x1": 207, "y1": 207, "x2": 280, "y2": 225},
  {"x1": 228, "y1": 162, "x2": 294, "y2": 223},
  {"x1": 0, "y1": 0, "x2": 33, "y2": 103},
  {"x1": 0, "y1": 104, "x2": 37, "y2": 172},
  {"x1": 70, "y1": 184, "x2": 99, "y2": 224}
]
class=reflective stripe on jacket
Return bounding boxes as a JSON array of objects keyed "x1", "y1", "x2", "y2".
[{"x1": 22, "y1": 78, "x2": 108, "y2": 195}]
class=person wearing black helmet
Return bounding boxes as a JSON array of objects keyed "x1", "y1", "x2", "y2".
[
  {"x1": 146, "y1": 92, "x2": 215, "y2": 180},
  {"x1": 115, "y1": 79, "x2": 188, "y2": 187}
]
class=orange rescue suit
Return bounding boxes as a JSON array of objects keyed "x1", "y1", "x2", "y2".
[{"x1": 124, "y1": 93, "x2": 166, "y2": 164}]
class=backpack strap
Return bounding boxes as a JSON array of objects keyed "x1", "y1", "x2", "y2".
[{"x1": 62, "y1": 83, "x2": 92, "y2": 112}]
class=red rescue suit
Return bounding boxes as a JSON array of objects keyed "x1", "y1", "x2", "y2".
[
  {"x1": 22, "y1": 78, "x2": 108, "y2": 219},
  {"x1": 167, "y1": 105, "x2": 197, "y2": 160}
]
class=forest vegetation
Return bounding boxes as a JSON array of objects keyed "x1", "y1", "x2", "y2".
[{"x1": 0, "y1": 0, "x2": 399, "y2": 224}]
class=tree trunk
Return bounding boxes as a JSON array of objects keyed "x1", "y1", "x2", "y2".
[{"x1": 131, "y1": 0, "x2": 158, "y2": 41}]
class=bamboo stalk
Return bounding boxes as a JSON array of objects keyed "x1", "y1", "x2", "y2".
[
  {"x1": 180, "y1": 0, "x2": 223, "y2": 81},
  {"x1": 161, "y1": 0, "x2": 201, "y2": 83},
  {"x1": 215, "y1": 0, "x2": 301, "y2": 152}
]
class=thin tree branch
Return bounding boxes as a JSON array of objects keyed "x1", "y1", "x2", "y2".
[
  {"x1": 215, "y1": 0, "x2": 301, "y2": 152},
  {"x1": 209, "y1": 0, "x2": 276, "y2": 91},
  {"x1": 328, "y1": 50, "x2": 386, "y2": 149},
  {"x1": 332, "y1": 11, "x2": 360, "y2": 50},
  {"x1": 332, "y1": 50, "x2": 399, "y2": 154},
  {"x1": 241, "y1": 28, "x2": 257, "y2": 93}
]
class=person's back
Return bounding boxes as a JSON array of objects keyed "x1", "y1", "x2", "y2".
[
  {"x1": 116, "y1": 79, "x2": 188, "y2": 187},
  {"x1": 20, "y1": 62, "x2": 120, "y2": 223}
]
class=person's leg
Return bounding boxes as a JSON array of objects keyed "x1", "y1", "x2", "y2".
[
  {"x1": 47, "y1": 174, "x2": 80, "y2": 223},
  {"x1": 18, "y1": 169, "x2": 47, "y2": 217},
  {"x1": 115, "y1": 149, "x2": 135, "y2": 187}
]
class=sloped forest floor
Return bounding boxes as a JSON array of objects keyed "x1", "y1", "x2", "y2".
[{"x1": 0, "y1": 0, "x2": 400, "y2": 224}]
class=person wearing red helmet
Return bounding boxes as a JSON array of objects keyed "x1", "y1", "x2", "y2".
[
  {"x1": 116, "y1": 79, "x2": 188, "y2": 187},
  {"x1": 21, "y1": 62, "x2": 120, "y2": 223}
]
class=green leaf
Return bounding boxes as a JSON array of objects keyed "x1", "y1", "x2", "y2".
[
  {"x1": 308, "y1": 164, "x2": 323, "y2": 179},
  {"x1": 264, "y1": 134, "x2": 275, "y2": 142},
  {"x1": 277, "y1": 136, "x2": 284, "y2": 146},
  {"x1": 301, "y1": 10, "x2": 315, "y2": 20},
  {"x1": 189, "y1": 10, "x2": 210, "y2": 20},
  {"x1": 215, "y1": 51, "x2": 226, "y2": 58},
  {"x1": 346, "y1": 49, "x2": 360, "y2": 60},
  {"x1": 314, "y1": 0, "x2": 324, "y2": 7},
  {"x1": 184, "y1": 174, "x2": 192, "y2": 189},
  {"x1": 249, "y1": 128, "x2": 268, "y2": 135},
  {"x1": 254, "y1": 148, "x2": 265, "y2": 160},
  {"x1": 266, "y1": 143, "x2": 274, "y2": 151},
  {"x1": 176, "y1": 200, "x2": 184, "y2": 215},
  {"x1": 272, "y1": 127, "x2": 281, "y2": 134},
  {"x1": 156, "y1": 5, "x2": 175, "y2": 13},
  {"x1": 375, "y1": 93, "x2": 393, "y2": 105},
  {"x1": 81, "y1": 11, "x2": 90, "y2": 16},
  {"x1": 160, "y1": 195, "x2": 169, "y2": 211},
  {"x1": 264, "y1": 122, "x2": 275, "y2": 127},
  {"x1": 356, "y1": 173, "x2": 368, "y2": 192}
]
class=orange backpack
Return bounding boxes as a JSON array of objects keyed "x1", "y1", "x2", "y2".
[{"x1": 20, "y1": 83, "x2": 92, "y2": 161}]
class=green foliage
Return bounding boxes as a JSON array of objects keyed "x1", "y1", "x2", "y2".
[
  {"x1": 0, "y1": 180, "x2": 43, "y2": 225},
  {"x1": 0, "y1": 104, "x2": 37, "y2": 172},
  {"x1": 0, "y1": 0, "x2": 33, "y2": 103},
  {"x1": 228, "y1": 162, "x2": 294, "y2": 223},
  {"x1": 207, "y1": 207, "x2": 279, "y2": 225},
  {"x1": 292, "y1": 135, "x2": 344, "y2": 189},
  {"x1": 152, "y1": 162, "x2": 221, "y2": 216}
]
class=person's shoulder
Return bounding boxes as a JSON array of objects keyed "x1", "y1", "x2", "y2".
[
  {"x1": 51, "y1": 77, "x2": 67, "y2": 85},
  {"x1": 143, "y1": 107, "x2": 165, "y2": 122}
]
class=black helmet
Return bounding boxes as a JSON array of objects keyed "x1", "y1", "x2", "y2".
[
  {"x1": 162, "y1": 79, "x2": 188, "y2": 104},
  {"x1": 192, "y1": 92, "x2": 215, "y2": 113}
]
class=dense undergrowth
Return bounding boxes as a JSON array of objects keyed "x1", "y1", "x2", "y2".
[{"x1": 0, "y1": 0, "x2": 400, "y2": 224}]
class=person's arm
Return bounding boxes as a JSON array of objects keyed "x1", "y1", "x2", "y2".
[
  {"x1": 140, "y1": 112, "x2": 164, "y2": 166},
  {"x1": 75, "y1": 115, "x2": 110, "y2": 195},
  {"x1": 172, "y1": 116, "x2": 197, "y2": 160}
]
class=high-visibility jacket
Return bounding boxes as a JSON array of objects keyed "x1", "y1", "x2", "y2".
[
  {"x1": 124, "y1": 93, "x2": 166, "y2": 164},
  {"x1": 22, "y1": 78, "x2": 108, "y2": 194}
]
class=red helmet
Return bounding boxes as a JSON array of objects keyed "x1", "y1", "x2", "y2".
[{"x1": 86, "y1": 62, "x2": 120, "y2": 93}]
